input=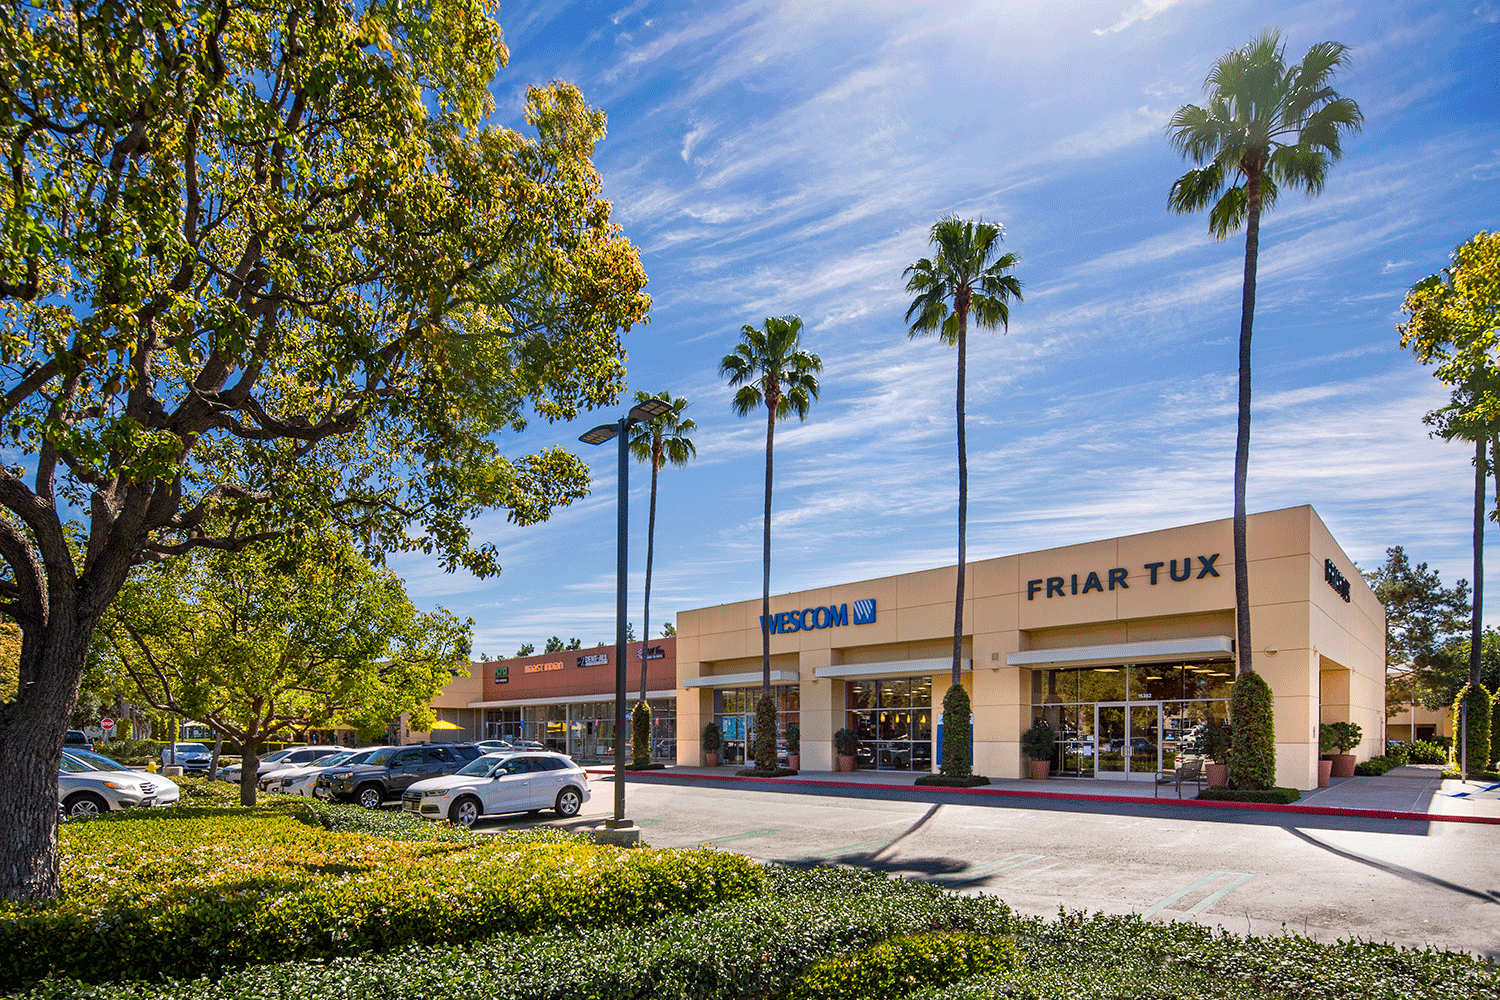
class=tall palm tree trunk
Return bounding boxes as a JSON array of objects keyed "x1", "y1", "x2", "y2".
[
  {"x1": 953, "y1": 322, "x2": 967, "y2": 690},
  {"x1": 641, "y1": 449, "x2": 660, "y2": 702},
  {"x1": 1471, "y1": 434, "x2": 1485, "y2": 689},
  {"x1": 762, "y1": 404, "x2": 775, "y2": 698},
  {"x1": 1232, "y1": 171, "x2": 1261, "y2": 680}
]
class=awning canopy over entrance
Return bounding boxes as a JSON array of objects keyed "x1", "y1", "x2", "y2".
[
  {"x1": 682, "y1": 669, "x2": 801, "y2": 689},
  {"x1": 813, "y1": 658, "x2": 972, "y2": 681},
  {"x1": 1007, "y1": 636, "x2": 1233, "y2": 669}
]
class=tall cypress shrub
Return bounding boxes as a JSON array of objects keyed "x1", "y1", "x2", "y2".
[
  {"x1": 940, "y1": 685, "x2": 973, "y2": 779},
  {"x1": 1452, "y1": 684, "x2": 1492, "y2": 774},
  {"x1": 632, "y1": 701, "x2": 651, "y2": 768},
  {"x1": 1229, "y1": 672, "x2": 1276, "y2": 789},
  {"x1": 753, "y1": 694, "x2": 778, "y2": 772}
]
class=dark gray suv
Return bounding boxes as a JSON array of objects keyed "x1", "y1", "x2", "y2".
[{"x1": 314, "y1": 744, "x2": 482, "y2": 808}]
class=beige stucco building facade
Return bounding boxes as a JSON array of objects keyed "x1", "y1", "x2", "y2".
[{"x1": 675, "y1": 505, "x2": 1386, "y2": 790}]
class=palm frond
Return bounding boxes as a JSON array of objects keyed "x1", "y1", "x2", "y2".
[{"x1": 1167, "y1": 163, "x2": 1227, "y2": 215}]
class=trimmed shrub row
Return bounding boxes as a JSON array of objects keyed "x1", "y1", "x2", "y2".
[
  {"x1": 1354, "y1": 756, "x2": 1400, "y2": 777},
  {"x1": 3, "y1": 809, "x2": 762, "y2": 987},
  {"x1": 787, "y1": 932, "x2": 1021, "y2": 1000},
  {"x1": 12, "y1": 865, "x2": 1498, "y2": 1000},
  {"x1": 1197, "y1": 786, "x2": 1301, "y2": 804}
]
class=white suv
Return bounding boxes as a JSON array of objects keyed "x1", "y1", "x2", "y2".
[{"x1": 402, "y1": 752, "x2": 588, "y2": 827}]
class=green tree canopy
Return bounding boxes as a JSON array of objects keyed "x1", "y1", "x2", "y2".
[
  {"x1": 98, "y1": 540, "x2": 471, "y2": 804},
  {"x1": 0, "y1": 0, "x2": 648, "y2": 901},
  {"x1": 1365, "y1": 546, "x2": 1472, "y2": 712}
]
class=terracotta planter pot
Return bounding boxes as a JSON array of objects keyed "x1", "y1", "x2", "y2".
[
  {"x1": 704, "y1": 752, "x2": 719, "y2": 767},
  {"x1": 1318, "y1": 758, "x2": 1334, "y2": 787},
  {"x1": 837, "y1": 754, "x2": 855, "y2": 772},
  {"x1": 1028, "y1": 759, "x2": 1051, "y2": 780},
  {"x1": 787, "y1": 754, "x2": 800, "y2": 771},
  {"x1": 1331, "y1": 753, "x2": 1357, "y2": 778},
  {"x1": 1206, "y1": 762, "x2": 1229, "y2": 787}
]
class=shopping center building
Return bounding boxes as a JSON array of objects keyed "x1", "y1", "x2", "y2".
[{"x1": 674, "y1": 506, "x2": 1386, "y2": 790}]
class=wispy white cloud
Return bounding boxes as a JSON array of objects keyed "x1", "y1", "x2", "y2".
[{"x1": 1092, "y1": 0, "x2": 1189, "y2": 36}]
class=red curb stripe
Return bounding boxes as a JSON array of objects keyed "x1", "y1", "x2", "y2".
[{"x1": 606, "y1": 770, "x2": 1500, "y2": 826}]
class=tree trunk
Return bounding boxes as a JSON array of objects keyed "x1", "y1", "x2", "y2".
[
  {"x1": 1233, "y1": 170, "x2": 1261, "y2": 679},
  {"x1": 953, "y1": 318, "x2": 967, "y2": 691},
  {"x1": 762, "y1": 403, "x2": 775, "y2": 699},
  {"x1": 239, "y1": 737, "x2": 260, "y2": 806},
  {"x1": 641, "y1": 440, "x2": 660, "y2": 703},
  {"x1": 1471, "y1": 434, "x2": 1486, "y2": 689},
  {"x1": 0, "y1": 616, "x2": 95, "y2": 901},
  {"x1": 210, "y1": 730, "x2": 224, "y2": 779}
]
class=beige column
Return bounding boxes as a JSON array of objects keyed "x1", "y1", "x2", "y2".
[
  {"x1": 798, "y1": 648, "x2": 835, "y2": 771},
  {"x1": 1257, "y1": 646, "x2": 1319, "y2": 790},
  {"x1": 972, "y1": 633, "x2": 1024, "y2": 778}
]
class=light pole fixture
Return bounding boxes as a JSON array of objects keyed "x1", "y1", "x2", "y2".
[{"x1": 578, "y1": 396, "x2": 673, "y2": 835}]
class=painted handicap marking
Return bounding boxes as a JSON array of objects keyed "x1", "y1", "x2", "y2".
[
  {"x1": 697, "y1": 828, "x2": 777, "y2": 847},
  {"x1": 1442, "y1": 782, "x2": 1500, "y2": 798},
  {"x1": 1142, "y1": 870, "x2": 1254, "y2": 919}
]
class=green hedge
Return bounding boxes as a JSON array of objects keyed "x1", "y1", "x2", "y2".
[
  {"x1": 786, "y1": 932, "x2": 1021, "y2": 1000},
  {"x1": 1354, "y1": 756, "x2": 1398, "y2": 777},
  {"x1": 11, "y1": 866, "x2": 1498, "y2": 1000},
  {"x1": 940, "y1": 683, "x2": 973, "y2": 779},
  {"x1": 2, "y1": 807, "x2": 763, "y2": 987},
  {"x1": 1452, "y1": 684, "x2": 1492, "y2": 775},
  {"x1": 1407, "y1": 740, "x2": 1448, "y2": 765},
  {"x1": 1197, "y1": 787, "x2": 1301, "y2": 804}
]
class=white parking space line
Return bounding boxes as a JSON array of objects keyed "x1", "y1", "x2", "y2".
[
  {"x1": 1180, "y1": 872, "x2": 1257, "y2": 917},
  {"x1": 1142, "y1": 871, "x2": 1234, "y2": 918}
]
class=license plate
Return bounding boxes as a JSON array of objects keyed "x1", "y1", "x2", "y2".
[
  {"x1": 403, "y1": 799, "x2": 420, "y2": 812},
  {"x1": 313, "y1": 786, "x2": 330, "y2": 800}
]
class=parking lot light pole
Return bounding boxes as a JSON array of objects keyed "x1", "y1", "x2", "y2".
[{"x1": 579, "y1": 396, "x2": 673, "y2": 833}]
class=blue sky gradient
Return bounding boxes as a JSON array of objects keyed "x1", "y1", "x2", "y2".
[{"x1": 390, "y1": 0, "x2": 1500, "y2": 657}]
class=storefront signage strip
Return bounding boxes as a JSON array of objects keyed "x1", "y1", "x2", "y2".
[
  {"x1": 524, "y1": 661, "x2": 566, "y2": 674},
  {"x1": 577, "y1": 653, "x2": 608, "y2": 667},
  {"x1": 760, "y1": 600, "x2": 876, "y2": 634},
  {"x1": 1026, "y1": 555, "x2": 1220, "y2": 600},
  {"x1": 1325, "y1": 559, "x2": 1351, "y2": 602}
]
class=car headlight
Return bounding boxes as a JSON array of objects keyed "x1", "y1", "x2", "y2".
[
  {"x1": 100, "y1": 780, "x2": 136, "y2": 791},
  {"x1": 421, "y1": 788, "x2": 449, "y2": 797},
  {"x1": 330, "y1": 771, "x2": 353, "y2": 780}
]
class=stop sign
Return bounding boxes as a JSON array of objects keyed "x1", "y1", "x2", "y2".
[{"x1": 100, "y1": 718, "x2": 114, "y2": 731}]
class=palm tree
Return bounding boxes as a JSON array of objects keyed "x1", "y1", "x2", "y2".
[
  {"x1": 1167, "y1": 29, "x2": 1363, "y2": 683},
  {"x1": 904, "y1": 217, "x2": 1021, "y2": 776},
  {"x1": 720, "y1": 317, "x2": 821, "y2": 769},
  {"x1": 627, "y1": 391, "x2": 696, "y2": 707}
]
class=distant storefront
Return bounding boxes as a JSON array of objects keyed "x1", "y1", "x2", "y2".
[
  {"x1": 468, "y1": 639, "x2": 678, "y2": 762},
  {"x1": 676, "y1": 506, "x2": 1386, "y2": 790}
]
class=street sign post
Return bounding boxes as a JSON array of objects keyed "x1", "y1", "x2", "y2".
[{"x1": 100, "y1": 718, "x2": 114, "y2": 742}]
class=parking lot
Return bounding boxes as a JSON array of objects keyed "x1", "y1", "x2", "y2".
[{"x1": 465, "y1": 774, "x2": 1500, "y2": 958}]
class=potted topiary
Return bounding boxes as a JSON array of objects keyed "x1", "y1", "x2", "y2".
[
  {"x1": 833, "y1": 728, "x2": 858, "y2": 772},
  {"x1": 1316, "y1": 723, "x2": 1337, "y2": 786},
  {"x1": 1323, "y1": 721, "x2": 1362, "y2": 778},
  {"x1": 1020, "y1": 721, "x2": 1056, "y2": 779},
  {"x1": 1201, "y1": 723, "x2": 1231, "y2": 787},
  {"x1": 785, "y1": 723, "x2": 801, "y2": 771},
  {"x1": 702, "y1": 722, "x2": 722, "y2": 767}
]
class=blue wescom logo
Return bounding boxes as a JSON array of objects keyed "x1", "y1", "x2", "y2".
[{"x1": 760, "y1": 599, "x2": 877, "y2": 634}]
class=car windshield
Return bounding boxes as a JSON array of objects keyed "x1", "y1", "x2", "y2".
[
  {"x1": 365, "y1": 747, "x2": 399, "y2": 765},
  {"x1": 338, "y1": 749, "x2": 379, "y2": 766},
  {"x1": 60, "y1": 752, "x2": 106, "y2": 773},
  {"x1": 311, "y1": 752, "x2": 349, "y2": 766},
  {"x1": 456, "y1": 755, "x2": 503, "y2": 777},
  {"x1": 63, "y1": 749, "x2": 128, "y2": 772},
  {"x1": 174, "y1": 743, "x2": 209, "y2": 754},
  {"x1": 261, "y1": 749, "x2": 294, "y2": 763}
]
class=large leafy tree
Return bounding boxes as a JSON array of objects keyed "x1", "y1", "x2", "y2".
[
  {"x1": 1167, "y1": 29, "x2": 1361, "y2": 789},
  {"x1": 627, "y1": 391, "x2": 694, "y2": 766},
  {"x1": 904, "y1": 217, "x2": 1021, "y2": 779},
  {"x1": 1364, "y1": 546, "x2": 1471, "y2": 712},
  {"x1": 97, "y1": 540, "x2": 471, "y2": 805},
  {"x1": 720, "y1": 317, "x2": 820, "y2": 772},
  {"x1": 0, "y1": 0, "x2": 648, "y2": 900},
  {"x1": 1399, "y1": 233, "x2": 1500, "y2": 696}
]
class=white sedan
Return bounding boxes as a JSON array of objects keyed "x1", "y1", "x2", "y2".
[
  {"x1": 59, "y1": 751, "x2": 180, "y2": 817},
  {"x1": 402, "y1": 752, "x2": 588, "y2": 827}
]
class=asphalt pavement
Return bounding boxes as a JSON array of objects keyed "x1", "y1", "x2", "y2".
[{"x1": 474, "y1": 767, "x2": 1500, "y2": 959}]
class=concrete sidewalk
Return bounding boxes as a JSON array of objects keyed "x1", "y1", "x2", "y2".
[{"x1": 589, "y1": 761, "x2": 1500, "y2": 823}]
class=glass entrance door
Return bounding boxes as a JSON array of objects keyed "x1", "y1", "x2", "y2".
[{"x1": 1094, "y1": 702, "x2": 1162, "y2": 780}]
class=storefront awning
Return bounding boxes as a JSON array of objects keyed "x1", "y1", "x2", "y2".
[
  {"x1": 682, "y1": 670, "x2": 800, "y2": 689},
  {"x1": 813, "y1": 658, "x2": 971, "y2": 681},
  {"x1": 1007, "y1": 636, "x2": 1233, "y2": 669}
]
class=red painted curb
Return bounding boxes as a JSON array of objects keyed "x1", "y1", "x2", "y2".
[{"x1": 603, "y1": 769, "x2": 1500, "y2": 826}]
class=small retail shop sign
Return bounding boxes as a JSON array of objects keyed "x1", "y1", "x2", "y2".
[
  {"x1": 1026, "y1": 554, "x2": 1221, "y2": 600},
  {"x1": 1324, "y1": 559, "x2": 1351, "y2": 602},
  {"x1": 577, "y1": 653, "x2": 608, "y2": 667},
  {"x1": 524, "y1": 661, "x2": 565, "y2": 674},
  {"x1": 760, "y1": 600, "x2": 877, "y2": 634}
]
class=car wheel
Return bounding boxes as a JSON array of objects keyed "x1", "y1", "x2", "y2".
[
  {"x1": 355, "y1": 784, "x2": 384, "y2": 809},
  {"x1": 64, "y1": 792, "x2": 108, "y2": 818},
  {"x1": 450, "y1": 796, "x2": 481, "y2": 828},
  {"x1": 554, "y1": 786, "x2": 583, "y2": 817}
]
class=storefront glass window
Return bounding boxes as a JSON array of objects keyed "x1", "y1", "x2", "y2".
[
  {"x1": 847, "y1": 676, "x2": 934, "y2": 772},
  {"x1": 714, "y1": 686, "x2": 800, "y2": 766}
]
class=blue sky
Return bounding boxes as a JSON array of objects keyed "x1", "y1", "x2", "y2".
[{"x1": 390, "y1": 0, "x2": 1500, "y2": 658}]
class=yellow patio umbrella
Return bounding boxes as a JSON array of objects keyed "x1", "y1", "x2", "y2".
[{"x1": 428, "y1": 720, "x2": 464, "y2": 731}]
